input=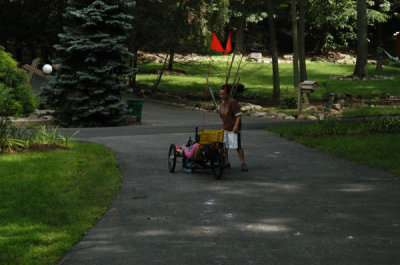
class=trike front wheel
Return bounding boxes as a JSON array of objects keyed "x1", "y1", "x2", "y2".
[{"x1": 168, "y1": 144, "x2": 177, "y2": 172}]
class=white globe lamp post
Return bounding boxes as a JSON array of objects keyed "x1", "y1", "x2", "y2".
[{"x1": 42, "y1": 64, "x2": 53, "y2": 75}]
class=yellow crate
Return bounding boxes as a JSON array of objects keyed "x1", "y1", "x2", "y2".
[
  {"x1": 192, "y1": 130, "x2": 224, "y2": 161},
  {"x1": 199, "y1": 130, "x2": 224, "y2": 144}
]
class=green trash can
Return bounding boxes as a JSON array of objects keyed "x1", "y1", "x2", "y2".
[
  {"x1": 324, "y1": 92, "x2": 336, "y2": 113},
  {"x1": 127, "y1": 99, "x2": 144, "y2": 122}
]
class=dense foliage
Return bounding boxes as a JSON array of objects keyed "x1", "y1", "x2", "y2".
[
  {"x1": 2, "y1": 0, "x2": 399, "y2": 62},
  {"x1": 40, "y1": 0, "x2": 134, "y2": 127},
  {"x1": 0, "y1": 46, "x2": 36, "y2": 117},
  {"x1": 0, "y1": 0, "x2": 67, "y2": 64}
]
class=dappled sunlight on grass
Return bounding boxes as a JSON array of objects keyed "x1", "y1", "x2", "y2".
[
  {"x1": 0, "y1": 222, "x2": 71, "y2": 264},
  {"x1": 137, "y1": 61, "x2": 400, "y2": 97},
  {"x1": 0, "y1": 142, "x2": 122, "y2": 264}
]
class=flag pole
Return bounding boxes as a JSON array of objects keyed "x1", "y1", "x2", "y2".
[
  {"x1": 225, "y1": 52, "x2": 236, "y2": 85},
  {"x1": 224, "y1": 32, "x2": 233, "y2": 85},
  {"x1": 202, "y1": 34, "x2": 215, "y2": 130}
]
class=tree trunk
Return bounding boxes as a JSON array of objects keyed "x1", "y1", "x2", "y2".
[
  {"x1": 353, "y1": 0, "x2": 368, "y2": 78},
  {"x1": 298, "y1": 0, "x2": 307, "y2": 82},
  {"x1": 291, "y1": 0, "x2": 300, "y2": 89},
  {"x1": 235, "y1": 3, "x2": 247, "y2": 53},
  {"x1": 168, "y1": 48, "x2": 174, "y2": 70},
  {"x1": 266, "y1": 0, "x2": 280, "y2": 102},
  {"x1": 151, "y1": 53, "x2": 169, "y2": 97},
  {"x1": 127, "y1": 28, "x2": 137, "y2": 89},
  {"x1": 375, "y1": 23, "x2": 383, "y2": 73},
  {"x1": 133, "y1": 48, "x2": 138, "y2": 68}
]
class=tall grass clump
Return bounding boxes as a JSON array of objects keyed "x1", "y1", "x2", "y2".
[
  {"x1": 342, "y1": 106, "x2": 400, "y2": 117},
  {"x1": 0, "y1": 117, "x2": 79, "y2": 153},
  {"x1": 361, "y1": 116, "x2": 400, "y2": 133}
]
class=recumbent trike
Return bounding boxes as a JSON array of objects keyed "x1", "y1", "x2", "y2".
[{"x1": 168, "y1": 127, "x2": 225, "y2": 179}]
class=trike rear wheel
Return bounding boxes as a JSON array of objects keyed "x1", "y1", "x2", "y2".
[
  {"x1": 211, "y1": 153, "x2": 224, "y2": 179},
  {"x1": 168, "y1": 144, "x2": 177, "y2": 172}
]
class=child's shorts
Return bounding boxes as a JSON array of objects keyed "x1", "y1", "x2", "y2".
[{"x1": 223, "y1": 130, "x2": 242, "y2": 150}]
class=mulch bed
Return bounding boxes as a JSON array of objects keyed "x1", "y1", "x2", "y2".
[{"x1": 1, "y1": 144, "x2": 68, "y2": 154}]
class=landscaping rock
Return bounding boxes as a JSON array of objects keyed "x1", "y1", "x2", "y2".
[
  {"x1": 330, "y1": 74, "x2": 395, "y2": 81},
  {"x1": 253, "y1": 112, "x2": 267, "y2": 117},
  {"x1": 253, "y1": 105, "x2": 263, "y2": 110},
  {"x1": 248, "y1": 52, "x2": 262, "y2": 61},
  {"x1": 283, "y1": 54, "x2": 293, "y2": 60},
  {"x1": 241, "y1": 105, "x2": 252, "y2": 112},
  {"x1": 285, "y1": 115, "x2": 296, "y2": 120},
  {"x1": 297, "y1": 114, "x2": 307, "y2": 120},
  {"x1": 41, "y1": 115, "x2": 54, "y2": 121},
  {"x1": 277, "y1": 113, "x2": 287, "y2": 119},
  {"x1": 332, "y1": 103, "x2": 341, "y2": 110}
]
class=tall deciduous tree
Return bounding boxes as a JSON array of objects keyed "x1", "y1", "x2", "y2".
[
  {"x1": 41, "y1": 0, "x2": 133, "y2": 127},
  {"x1": 228, "y1": 0, "x2": 267, "y2": 53},
  {"x1": 266, "y1": 0, "x2": 280, "y2": 101},
  {"x1": 353, "y1": 0, "x2": 368, "y2": 78},
  {"x1": 291, "y1": 0, "x2": 300, "y2": 89},
  {"x1": 298, "y1": 0, "x2": 307, "y2": 82}
]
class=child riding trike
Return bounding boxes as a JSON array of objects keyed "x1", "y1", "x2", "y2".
[{"x1": 168, "y1": 127, "x2": 225, "y2": 179}]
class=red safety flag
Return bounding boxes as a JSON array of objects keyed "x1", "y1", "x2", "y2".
[
  {"x1": 224, "y1": 32, "x2": 232, "y2": 54},
  {"x1": 211, "y1": 32, "x2": 225, "y2": 53}
]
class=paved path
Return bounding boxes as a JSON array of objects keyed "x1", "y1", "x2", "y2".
[{"x1": 59, "y1": 100, "x2": 400, "y2": 265}]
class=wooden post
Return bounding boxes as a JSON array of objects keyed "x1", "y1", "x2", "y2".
[
  {"x1": 297, "y1": 80, "x2": 317, "y2": 118},
  {"x1": 22, "y1": 58, "x2": 46, "y2": 85},
  {"x1": 297, "y1": 85, "x2": 303, "y2": 116}
]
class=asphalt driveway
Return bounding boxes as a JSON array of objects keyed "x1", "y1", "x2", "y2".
[{"x1": 59, "y1": 100, "x2": 400, "y2": 265}]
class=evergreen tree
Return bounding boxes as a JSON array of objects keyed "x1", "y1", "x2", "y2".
[{"x1": 41, "y1": 0, "x2": 133, "y2": 127}]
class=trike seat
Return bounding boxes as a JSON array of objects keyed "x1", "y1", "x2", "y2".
[{"x1": 192, "y1": 129, "x2": 224, "y2": 161}]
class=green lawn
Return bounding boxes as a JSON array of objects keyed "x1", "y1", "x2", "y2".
[
  {"x1": 294, "y1": 134, "x2": 400, "y2": 176},
  {"x1": 266, "y1": 118, "x2": 400, "y2": 176},
  {"x1": 0, "y1": 142, "x2": 121, "y2": 265},
  {"x1": 136, "y1": 58, "x2": 400, "y2": 99}
]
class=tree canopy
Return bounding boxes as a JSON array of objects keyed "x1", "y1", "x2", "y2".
[{"x1": 1, "y1": 0, "x2": 400, "y2": 63}]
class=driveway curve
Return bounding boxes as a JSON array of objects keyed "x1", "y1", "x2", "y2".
[{"x1": 59, "y1": 100, "x2": 400, "y2": 265}]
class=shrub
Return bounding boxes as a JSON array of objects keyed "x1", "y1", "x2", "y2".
[
  {"x1": 0, "y1": 117, "x2": 26, "y2": 152},
  {"x1": 279, "y1": 89, "x2": 298, "y2": 109},
  {"x1": 0, "y1": 86, "x2": 23, "y2": 116},
  {"x1": 0, "y1": 46, "x2": 37, "y2": 117}
]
